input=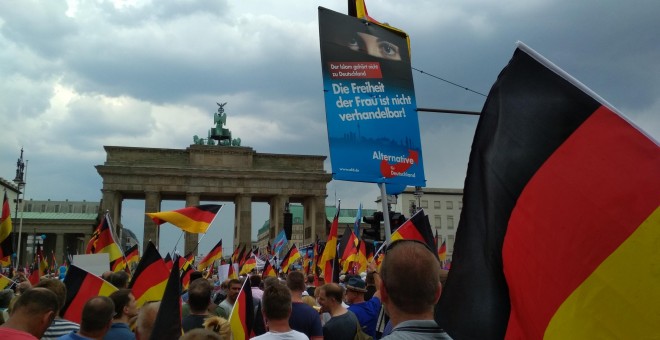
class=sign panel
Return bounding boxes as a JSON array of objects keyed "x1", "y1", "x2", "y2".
[{"x1": 318, "y1": 7, "x2": 425, "y2": 186}]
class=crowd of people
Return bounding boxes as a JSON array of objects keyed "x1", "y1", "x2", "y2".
[{"x1": 0, "y1": 239, "x2": 450, "y2": 339}]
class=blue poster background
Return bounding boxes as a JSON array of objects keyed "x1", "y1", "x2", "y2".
[{"x1": 318, "y1": 7, "x2": 425, "y2": 186}]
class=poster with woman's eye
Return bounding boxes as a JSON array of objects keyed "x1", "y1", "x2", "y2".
[{"x1": 318, "y1": 7, "x2": 425, "y2": 186}]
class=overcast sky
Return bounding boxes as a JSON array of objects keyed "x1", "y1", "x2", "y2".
[{"x1": 1, "y1": 0, "x2": 658, "y2": 257}]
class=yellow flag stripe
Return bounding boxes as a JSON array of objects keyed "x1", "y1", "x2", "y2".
[
  {"x1": 545, "y1": 207, "x2": 660, "y2": 339},
  {"x1": 135, "y1": 280, "x2": 168, "y2": 308},
  {"x1": 146, "y1": 212, "x2": 210, "y2": 233}
]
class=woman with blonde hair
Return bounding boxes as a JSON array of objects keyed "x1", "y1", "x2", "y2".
[{"x1": 203, "y1": 316, "x2": 231, "y2": 340}]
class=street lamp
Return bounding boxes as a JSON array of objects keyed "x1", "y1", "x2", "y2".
[
  {"x1": 413, "y1": 186, "x2": 423, "y2": 212},
  {"x1": 13, "y1": 148, "x2": 27, "y2": 266}
]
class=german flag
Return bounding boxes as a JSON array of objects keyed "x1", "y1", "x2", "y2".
[
  {"x1": 234, "y1": 244, "x2": 246, "y2": 266},
  {"x1": 279, "y1": 244, "x2": 301, "y2": 274},
  {"x1": 129, "y1": 241, "x2": 169, "y2": 308},
  {"x1": 239, "y1": 252, "x2": 256, "y2": 275},
  {"x1": 320, "y1": 203, "x2": 340, "y2": 282},
  {"x1": 163, "y1": 253, "x2": 173, "y2": 272},
  {"x1": 180, "y1": 263, "x2": 193, "y2": 291},
  {"x1": 338, "y1": 227, "x2": 359, "y2": 271},
  {"x1": 146, "y1": 204, "x2": 222, "y2": 234},
  {"x1": 390, "y1": 209, "x2": 436, "y2": 253},
  {"x1": 179, "y1": 252, "x2": 194, "y2": 270},
  {"x1": 0, "y1": 273, "x2": 13, "y2": 290},
  {"x1": 150, "y1": 257, "x2": 182, "y2": 339},
  {"x1": 437, "y1": 43, "x2": 660, "y2": 339},
  {"x1": 437, "y1": 239, "x2": 447, "y2": 263},
  {"x1": 0, "y1": 192, "x2": 13, "y2": 265},
  {"x1": 62, "y1": 265, "x2": 118, "y2": 324},
  {"x1": 125, "y1": 244, "x2": 139, "y2": 266},
  {"x1": 88, "y1": 214, "x2": 125, "y2": 272},
  {"x1": 227, "y1": 259, "x2": 238, "y2": 280},
  {"x1": 198, "y1": 239, "x2": 222, "y2": 271},
  {"x1": 229, "y1": 279, "x2": 254, "y2": 340},
  {"x1": 262, "y1": 259, "x2": 277, "y2": 278}
]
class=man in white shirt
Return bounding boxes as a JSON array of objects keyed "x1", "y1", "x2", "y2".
[{"x1": 251, "y1": 283, "x2": 307, "y2": 340}]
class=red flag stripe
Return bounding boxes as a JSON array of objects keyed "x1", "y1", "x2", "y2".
[{"x1": 502, "y1": 107, "x2": 660, "y2": 338}]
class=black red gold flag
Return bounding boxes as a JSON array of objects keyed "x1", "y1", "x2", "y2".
[
  {"x1": 149, "y1": 257, "x2": 182, "y2": 340},
  {"x1": 229, "y1": 278, "x2": 254, "y2": 340},
  {"x1": 437, "y1": 43, "x2": 660, "y2": 339},
  {"x1": 62, "y1": 265, "x2": 118, "y2": 324},
  {"x1": 146, "y1": 204, "x2": 222, "y2": 234},
  {"x1": 129, "y1": 241, "x2": 169, "y2": 307}
]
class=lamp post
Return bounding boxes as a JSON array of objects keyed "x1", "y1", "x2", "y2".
[
  {"x1": 13, "y1": 148, "x2": 27, "y2": 267},
  {"x1": 413, "y1": 186, "x2": 423, "y2": 212}
]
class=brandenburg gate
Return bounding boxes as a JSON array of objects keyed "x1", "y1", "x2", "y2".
[{"x1": 95, "y1": 145, "x2": 332, "y2": 254}]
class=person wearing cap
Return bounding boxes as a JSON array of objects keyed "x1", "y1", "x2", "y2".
[{"x1": 346, "y1": 275, "x2": 381, "y2": 338}]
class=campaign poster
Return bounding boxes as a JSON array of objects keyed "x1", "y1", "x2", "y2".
[{"x1": 318, "y1": 7, "x2": 425, "y2": 186}]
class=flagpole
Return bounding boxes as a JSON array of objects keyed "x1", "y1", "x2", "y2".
[
  {"x1": 16, "y1": 160, "x2": 28, "y2": 267},
  {"x1": 171, "y1": 230, "x2": 185, "y2": 255},
  {"x1": 184, "y1": 204, "x2": 224, "y2": 256}
]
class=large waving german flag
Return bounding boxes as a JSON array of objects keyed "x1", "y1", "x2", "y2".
[
  {"x1": 198, "y1": 239, "x2": 222, "y2": 271},
  {"x1": 129, "y1": 241, "x2": 169, "y2": 308},
  {"x1": 229, "y1": 278, "x2": 254, "y2": 340},
  {"x1": 279, "y1": 244, "x2": 301, "y2": 274},
  {"x1": 437, "y1": 43, "x2": 660, "y2": 339},
  {"x1": 0, "y1": 192, "x2": 13, "y2": 265},
  {"x1": 62, "y1": 265, "x2": 118, "y2": 324},
  {"x1": 146, "y1": 204, "x2": 222, "y2": 234},
  {"x1": 391, "y1": 209, "x2": 436, "y2": 253}
]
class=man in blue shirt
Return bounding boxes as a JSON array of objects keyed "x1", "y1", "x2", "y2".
[
  {"x1": 105, "y1": 289, "x2": 137, "y2": 340},
  {"x1": 60, "y1": 296, "x2": 115, "y2": 340},
  {"x1": 346, "y1": 276, "x2": 381, "y2": 338}
]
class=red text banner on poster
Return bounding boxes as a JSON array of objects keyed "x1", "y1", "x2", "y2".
[{"x1": 329, "y1": 62, "x2": 382, "y2": 79}]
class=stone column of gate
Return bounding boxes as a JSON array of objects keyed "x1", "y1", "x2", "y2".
[
  {"x1": 184, "y1": 193, "x2": 201, "y2": 256},
  {"x1": 304, "y1": 196, "x2": 328, "y2": 244},
  {"x1": 101, "y1": 189, "x2": 123, "y2": 236},
  {"x1": 268, "y1": 195, "x2": 289, "y2": 240},
  {"x1": 144, "y1": 191, "x2": 161, "y2": 251},
  {"x1": 234, "y1": 195, "x2": 252, "y2": 250},
  {"x1": 55, "y1": 233, "x2": 64, "y2": 267}
]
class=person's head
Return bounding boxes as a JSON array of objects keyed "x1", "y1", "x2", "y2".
[
  {"x1": 80, "y1": 296, "x2": 115, "y2": 337},
  {"x1": 180, "y1": 328, "x2": 222, "y2": 340},
  {"x1": 188, "y1": 277, "x2": 212, "y2": 313},
  {"x1": 190, "y1": 271, "x2": 205, "y2": 283},
  {"x1": 306, "y1": 274, "x2": 315, "y2": 286},
  {"x1": 0, "y1": 289, "x2": 15, "y2": 309},
  {"x1": 101, "y1": 271, "x2": 113, "y2": 281},
  {"x1": 249, "y1": 275, "x2": 261, "y2": 289},
  {"x1": 261, "y1": 283, "x2": 292, "y2": 322},
  {"x1": 301, "y1": 295, "x2": 317, "y2": 309},
  {"x1": 109, "y1": 271, "x2": 130, "y2": 288},
  {"x1": 226, "y1": 279, "x2": 242, "y2": 303},
  {"x1": 5, "y1": 287, "x2": 59, "y2": 338},
  {"x1": 203, "y1": 316, "x2": 231, "y2": 340},
  {"x1": 34, "y1": 278, "x2": 67, "y2": 318},
  {"x1": 262, "y1": 276, "x2": 280, "y2": 290},
  {"x1": 109, "y1": 289, "x2": 137, "y2": 320},
  {"x1": 317, "y1": 283, "x2": 344, "y2": 311},
  {"x1": 286, "y1": 271, "x2": 305, "y2": 293},
  {"x1": 137, "y1": 301, "x2": 160, "y2": 340},
  {"x1": 16, "y1": 281, "x2": 31, "y2": 294},
  {"x1": 379, "y1": 240, "x2": 442, "y2": 315},
  {"x1": 344, "y1": 277, "x2": 367, "y2": 304}
]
